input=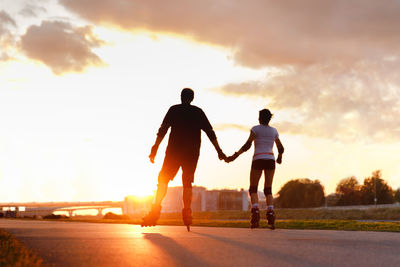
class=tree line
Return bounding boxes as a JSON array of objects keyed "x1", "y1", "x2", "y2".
[{"x1": 275, "y1": 170, "x2": 400, "y2": 208}]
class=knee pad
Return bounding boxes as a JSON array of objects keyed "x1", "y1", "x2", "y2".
[
  {"x1": 264, "y1": 187, "x2": 272, "y2": 196},
  {"x1": 249, "y1": 186, "x2": 258, "y2": 194}
]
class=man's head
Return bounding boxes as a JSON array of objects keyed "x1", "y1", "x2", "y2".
[
  {"x1": 181, "y1": 88, "x2": 194, "y2": 104},
  {"x1": 259, "y1": 109, "x2": 273, "y2": 125}
]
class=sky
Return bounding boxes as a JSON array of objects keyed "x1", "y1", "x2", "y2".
[{"x1": 0, "y1": 0, "x2": 399, "y2": 202}]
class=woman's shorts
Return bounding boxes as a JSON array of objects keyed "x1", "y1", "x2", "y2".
[{"x1": 251, "y1": 159, "x2": 276, "y2": 171}]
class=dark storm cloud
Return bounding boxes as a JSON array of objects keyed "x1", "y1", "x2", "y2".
[{"x1": 20, "y1": 20, "x2": 105, "y2": 74}]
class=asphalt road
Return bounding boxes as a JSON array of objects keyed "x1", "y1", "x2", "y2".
[{"x1": 1, "y1": 220, "x2": 400, "y2": 267}]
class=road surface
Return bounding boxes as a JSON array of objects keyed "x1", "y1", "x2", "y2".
[{"x1": 1, "y1": 219, "x2": 400, "y2": 266}]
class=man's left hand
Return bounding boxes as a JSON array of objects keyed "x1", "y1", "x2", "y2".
[
  {"x1": 149, "y1": 145, "x2": 158, "y2": 163},
  {"x1": 217, "y1": 150, "x2": 227, "y2": 161}
]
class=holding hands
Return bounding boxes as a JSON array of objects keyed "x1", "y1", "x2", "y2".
[
  {"x1": 216, "y1": 149, "x2": 239, "y2": 163},
  {"x1": 225, "y1": 151, "x2": 240, "y2": 163},
  {"x1": 215, "y1": 146, "x2": 240, "y2": 163},
  {"x1": 216, "y1": 147, "x2": 227, "y2": 161}
]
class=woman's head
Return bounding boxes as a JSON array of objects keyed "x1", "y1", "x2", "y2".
[{"x1": 259, "y1": 109, "x2": 273, "y2": 125}]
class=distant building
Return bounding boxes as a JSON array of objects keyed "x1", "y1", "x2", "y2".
[
  {"x1": 123, "y1": 187, "x2": 250, "y2": 215},
  {"x1": 202, "y1": 189, "x2": 249, "y2": 211},
  {"x1": 162, "y1": 186, "x2": 207, "y2": 213},
  {"x1": 122, "y1": 195, "x2": 153, "y2": 215}
]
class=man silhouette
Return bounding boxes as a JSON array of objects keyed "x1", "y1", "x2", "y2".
[{"x1": 142, "y1": 88, "x2": 226, "y2": 230}]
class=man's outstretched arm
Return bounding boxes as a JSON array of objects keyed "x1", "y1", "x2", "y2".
[
  {"x1": 149, "y1": 109, "x2": 172, "y2": 163},
  {"x1": 210, "y1": 138, "x2": 226, "y2": 161},
  {"x1": 200, "y1": 110, "x2": 226, "y2": 160},
  {"x1": 203, "y1": 125, "x2": 226, "y2": 160}
]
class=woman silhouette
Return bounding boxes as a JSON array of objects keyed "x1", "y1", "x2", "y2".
[{"x1": 227, "y1": 109, "x2": 284, "y2": 229}]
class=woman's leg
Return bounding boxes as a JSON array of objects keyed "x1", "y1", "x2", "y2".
[
  {"x1": 250, "y1": 169, "x2": 263, "y2": 206},
  {"x1": 249, "y1": 168, "x2": 262, "y2": 228},
  {"x1": 264, "y1": 168, "x2": 275, "y2": 208}
]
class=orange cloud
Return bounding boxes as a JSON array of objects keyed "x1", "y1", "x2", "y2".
[
  {"x1": 58, "y1": 0, "x2": 400, "y2": 141},
  {"x1": 59, "y1": 0, "x2": 400, "y2": 68},
  {"x1": 220, "y1": 61, "x2": 400, "y2": 141},
  {"x1": 214, "y1": 123, "x2": 250, "y2": 132},
  {"x1": 20, "y1": 21, "x2": 105, "y2": 74},
  {"x1": 0, "y1": 11, "x2": 16, "y2": 28}
]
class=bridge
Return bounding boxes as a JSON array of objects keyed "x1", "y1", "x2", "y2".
[{"x1": 0, "y1": 201, "x2": 124, "y2": 217}]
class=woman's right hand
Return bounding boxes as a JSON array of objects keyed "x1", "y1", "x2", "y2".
[
  {"x1": 226, "y1": 152, "x2": 240, "y2": 163},
  {"x1": 276, "y1": 154, "x2": 282, "y2": 164}
]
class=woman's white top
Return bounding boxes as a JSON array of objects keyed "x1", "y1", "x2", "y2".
[{"x1": 251, "y1": 124, "x2": 279, "y2": 161}]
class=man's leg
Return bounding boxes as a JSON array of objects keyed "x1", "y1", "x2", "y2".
[
  {"x1": 154, "y1": 155, "x2": 180, "y2": 206},
  {"x1": 182, "y1": 180, "x2": 193, "y2": 227},
  {"x1": 181, "y1": 155, "x2": 198, "y2": 228},
  {"x1": 142, "y1": 155, "x2": 179, "y2": 227},
  {"x1": 154, "y1": 181, "x2": 169, "y2": 207},
  {"x1": 182, "y1": 185, "x2": 192, "y2": 210}
]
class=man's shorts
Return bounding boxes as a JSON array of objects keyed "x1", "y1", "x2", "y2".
[
  {"x1": 251, "y1": 159, "x2": 276, "y2": 171},
  {"x1": 158, "y1": 153, "x2": 199, "y2": 187}
]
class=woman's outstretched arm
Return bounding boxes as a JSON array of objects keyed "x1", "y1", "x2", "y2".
[{"x1": 227, "y1": 131, "x2": 255, "y2": 162}]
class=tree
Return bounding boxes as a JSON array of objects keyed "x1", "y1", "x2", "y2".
[
  {"x1": 325, "y1": 193, "x2": 340, "y2": 207},
  {"x1": 335, "y1": 176, "x2": 362, "y2": 206},
  {"x1": 360, "y1": 170, "x2": 395, "y2": 205},
  {"x1": 394, "y1": 188, "x2": 400, "y2": 203},
  {"x1": 276, "y1": 179, "x2": 325, "y2": 208}
]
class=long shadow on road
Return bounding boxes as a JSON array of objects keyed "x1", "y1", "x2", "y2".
[
  {"x1": 143, "y1": 233, "x2": 208, "y2": 267},
  {"x1": 193, "y1": 231, "x2": 318, "y2": 266}
]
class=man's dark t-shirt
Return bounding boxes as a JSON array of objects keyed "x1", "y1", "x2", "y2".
[{"x1": 157, "y1": 104, "x2": 217, "y2": 158}]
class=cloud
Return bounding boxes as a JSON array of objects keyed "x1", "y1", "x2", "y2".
[
  {"x1": 220, "y1": 61, "x2": 400, "y2": 141},
  {"x1": 58, "y1": 0, "x2": 400, "y2": 141},
  {"x1": 0, "y1": 53, "x2": 11, "y2": 61},
  {"x1": 59, "y1": 0, "x2": 400, "y2": 68},
  {"x1": 19, "y1": 4, "x2": 47, "y2": 17},
  {"x1": 214, "y1": 123, "x2": 250, "y2": 132},
  {"x1": 0, "y1": 11, "x2": 16, "y2": 60},
  {"x1": 0, "y1": 11, "x2": 16, "y2": 29},
  {"x1": 20, "y1": 20, "x2": 105, "y2": 74}
]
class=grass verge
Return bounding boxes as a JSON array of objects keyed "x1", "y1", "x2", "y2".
[
  {"x1": 157, "y1": 219, "x2": 400, "y2": 232},
  {"x1": 134, "y1": 218, "x2": 400, "y2": 232},
  {"x1": 39, "y1": 218, "x2": 400, "y2": 232},
  {"x1": 15, "y1": 207, "x2": 400, "y2": 232},
  {"x1": 274, "y1": 220, "x2": 400, "y2": 232},
  {"x1": 0, "y1": 229, "x2": 44, "y2": 267}
]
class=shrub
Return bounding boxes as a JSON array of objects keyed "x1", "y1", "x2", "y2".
[
  {"x1": 103, "y1": 212, "x2": 130, "y2": 220},
  {"x1": 276, "y1": 178, "x2": 325, "y2": 208},
  {"x1": 43, "y1": 214, "x2": 69, "y2": 219}
]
